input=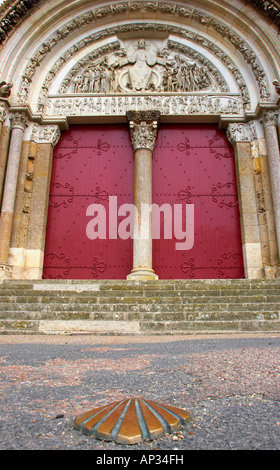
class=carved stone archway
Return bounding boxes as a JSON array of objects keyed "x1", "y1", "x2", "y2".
[{"x1": 0, "y1": 0, "x2": 279, "y2": 279}]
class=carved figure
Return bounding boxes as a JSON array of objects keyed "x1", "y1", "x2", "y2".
[
  {"x1": 0, "y1": 81, "x2": 13, "y2": 98},
  {"x1": 126, "y1": 39, "x2": 157, "y2": 91},
  {"x1": 273, "y1": 79, "x2": 280, "y2": 95},
  {"x1": 63, "y1": 39, "x2": 220, "y2": 95}
]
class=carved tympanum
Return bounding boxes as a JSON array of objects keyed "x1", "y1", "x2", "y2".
[{"x1": 60, "y1": 39, "x2": 220, "y2": 95}]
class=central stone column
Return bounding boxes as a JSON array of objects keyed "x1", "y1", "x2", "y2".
[{"x1": 126, "y1": 110, "x2": 160, "y2": 280}]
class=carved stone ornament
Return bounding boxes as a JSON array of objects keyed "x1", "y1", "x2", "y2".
[
  {"x1": 127, "y1": 110, "x2": 160, "y2": 151},
  {"x1": 15, "y1": 3, "x2": 270, "y2": 109},
  {"x1": 60, "y1": 39, "x2": 221, "y2": 96},
  {"x1": 1, "y1": 0, "x2": 280, "y2": 49},
  {"x1": 45, "y1": 94, "x2": 242, "y2": 118},
  {"x1": 9, "y1": 111, "x2": 29, "y2": 130},
  {"x1": 31, "y1": 123, "x2": 61, "y2": 146},
  {"x1": 0, "y1": 81, "x2": 13, "y2": 98},
  {"x1": 261, "y1": 110, "x2": 279, "y2": 128},
  {"x1": 226, "y1": 122, "x2": 257, "y2": 146}
]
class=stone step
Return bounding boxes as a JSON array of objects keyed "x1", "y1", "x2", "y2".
[
  {"x1": 0, "y1": 300, "x2": 279, "y2": 313},
  {"x1": 1, "y1": 288, "x2": 279, "y2": 297},
  {"x1": 0, "y1": 308, "x2": 278, "y2": 322},
  {"x1": 0, "y1": 318, "x2": 279, "y2": 335},
  {"x1": 1, "y1": 279, "x2": 280, "y2": 290},
  {"x1": 0, "y1": 279, "x2": 279, "y2": 335}
]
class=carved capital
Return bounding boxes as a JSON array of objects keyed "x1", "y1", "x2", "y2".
[
  {"x1": 9, "y1": 111, "x2": 29, "y2": 131},
  {"x1": 226, "y1": 122, "x2": 257, "y2": 146},
  {"x1": 127, "y1": 110, "x2": 160, "y2": 151},
  {"x1": 31, "y1": 123, "x2": 61, "y2": 147},
  {"x1": 261, "y1": 109, "x2": 279, "y2": 128}
]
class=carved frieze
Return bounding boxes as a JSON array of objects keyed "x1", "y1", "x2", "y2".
[{"x1": 45, "y1": 93, "x2": 242, "y2": 118}]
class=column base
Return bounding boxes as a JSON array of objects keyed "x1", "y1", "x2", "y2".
[
  {"x1": 0, "y1": 263, "x2": 13, "y2": 280},
  {"x1": 127, "y1": 268, "x2": 158, "y2": 281}
]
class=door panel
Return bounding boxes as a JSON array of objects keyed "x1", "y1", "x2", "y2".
[
  {"x1": 152, "y1": 124, "x2": 244, "y2": 279},
  {"x1": 43, "y1": 124, "x2": 134, "y2": 279}
]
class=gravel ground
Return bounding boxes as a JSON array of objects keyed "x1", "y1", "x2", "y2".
[{"x1": 0, "y1": 333, "x2": 279, "y2": 452}]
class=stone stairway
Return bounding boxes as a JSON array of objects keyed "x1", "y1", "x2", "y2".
[{"x1": 0, "y1": 279, "x2": 280, "y2": 335}]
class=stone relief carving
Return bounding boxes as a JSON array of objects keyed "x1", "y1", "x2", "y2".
[
  {"x1": 45, "y1": 94, "x2": 242, "y2": 118},
  {"x1": 127, "y1": 110, "x2": 160, "y2": 151},
  {"x1": 260, "y1": 109, "x2": 279, "y2": 128},
  {"x1": 60, "y1": 38, "x2": 221, "y2": 96},
  {"x1": 226, "y1": 122, "x2": 257, "y2": 146},
  {"x1": 15, "y1": 3, "x2": 269, "y2": 110},
  {"x1": 31, "y1": 123, "x2": 61, "y2": 146},
  {"x1": 9, "y1": 111, "x2": 29, "y2": 130},
  {"x1": 2, "y1": 1, "x2": 280, "y2": 48}
]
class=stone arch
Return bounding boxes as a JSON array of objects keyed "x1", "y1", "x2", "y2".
[{"x1": 0, "y1": 0, "x2": 279, "y2": 280}]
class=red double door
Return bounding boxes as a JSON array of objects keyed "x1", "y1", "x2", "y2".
[{"x1": 43, "y1": 123, "x2": 244, "y2": 279}]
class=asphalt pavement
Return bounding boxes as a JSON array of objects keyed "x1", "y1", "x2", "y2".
[{"x1": 0, "y1": 333, "x2": 279, "y2": 453}]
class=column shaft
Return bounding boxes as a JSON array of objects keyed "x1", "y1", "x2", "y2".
[
  {"x1": 262, "y1": 111, "x2": 280, "y2": 258},
  {"x1": 263, "y1": 126, "x2": 280, "y2": 256},
  {"x1": 0, "y1": 113, "x2": 28, "y2": 264},
  {"x1": 129, "y1": 147, "x2": 155, "y2": 278},
  {"x1": 126, "y1": 110, "x2": 160, "y2": 280}
]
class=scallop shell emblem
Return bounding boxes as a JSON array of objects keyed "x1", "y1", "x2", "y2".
[{"x1": 74, "y1": 397, "x2": 191, "y2": 444}]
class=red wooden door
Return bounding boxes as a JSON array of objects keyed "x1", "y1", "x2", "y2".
[
  {"x1": 152, "y1": 124, "x2": 244, "y2": 279},
  {"x1": 43, "y1": 125, "x2": 134, "y2": 279}
]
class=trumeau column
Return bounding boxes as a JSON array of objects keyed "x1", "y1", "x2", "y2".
[
  {"x1": 227, "y1": 122, "x2": 264, "y2": 279},
  {"x1": 126, "y1": 110, "x2": 160, "y2": 280},
  {"x1": 261, "y1": 110, "x2": 280, "y2": 259},
  {"x1": 0, "y1": 111, "x2": 28, "y2": 277}
]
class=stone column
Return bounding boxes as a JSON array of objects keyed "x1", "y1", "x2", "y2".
[
  {"x1": 0, "y1": 111, "x2": 28, "y2": 271},
  {"x1": 7, "y1": 124, "x2": 61, "y2": 279},
  {"x1": 126, "y1": 110, "x2": 160, "y2": 280},
  {"x1": 227, "y1": 122, "x2": 264, "y2": 278},
  {"x1": 261, "y1": 110, "x2": 280, "y2": 258}
]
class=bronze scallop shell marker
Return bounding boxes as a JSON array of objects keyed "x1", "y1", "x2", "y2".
[{"x1": 74, "y1": 398, "x2": 191, "y2": 444}]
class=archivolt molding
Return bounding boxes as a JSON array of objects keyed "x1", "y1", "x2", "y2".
[
  {"x1": 0, "y1": 1, "x2": 279, "y2": 126},
  {"x1": 13, "y1": 2, "x2": 274, "y2": 107},
  {"x1": 1, "y1": 0, "x2": 280, "y2": 45}
]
